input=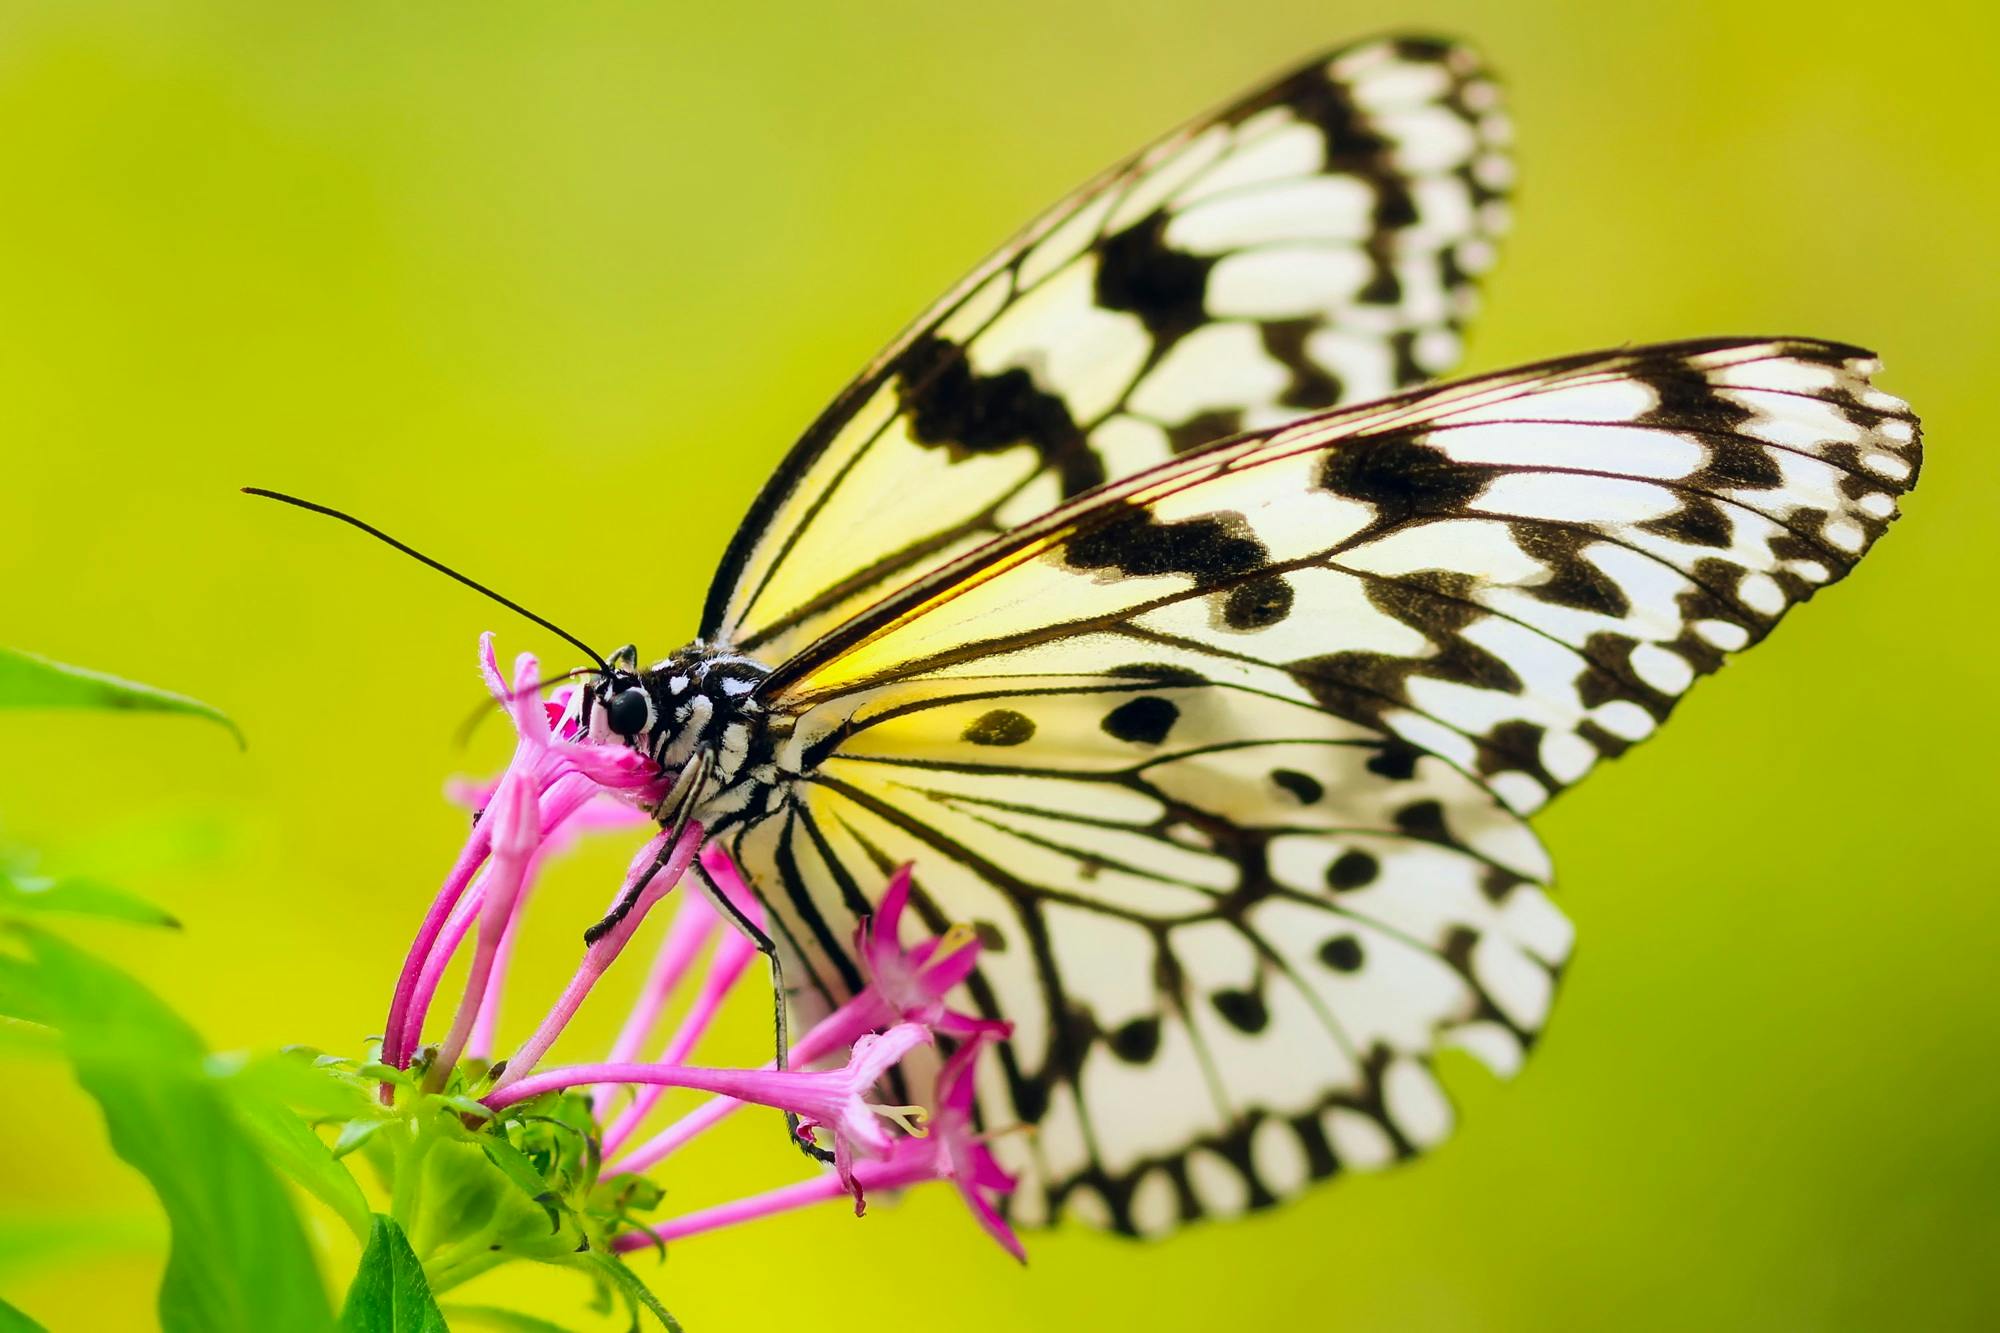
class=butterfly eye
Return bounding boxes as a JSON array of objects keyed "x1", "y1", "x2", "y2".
[{"x1": 605, "y1": 687, "x2": 653, "y2": 737}]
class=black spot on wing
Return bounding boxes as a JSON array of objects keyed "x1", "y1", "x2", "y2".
[
  {"x1": 1387, "y1": 330, "x2": 1430, "y2": 386},
  {"x1": 1103, "y1": 696, "x2": 1181, "y2": 745},
  {"x1": 1109, "y1": 1015, "x2": 1163, "y2": 1063},
  {"x1": 1318, "y1": 935, "x2": 1365, "y2": 972},
  {"x1": 1365, "y1": 741, "x2": 1422, "y2": 780},
  {"x1": 1222, "y1": 574, "x2": 1295, "y2": 630},
  {"x1": 1477, "y1": 718, "x2": 1558, "y2": 786},
  {"x1": 1317, "y1": 436, "x2": 1492, "y2": 530},
  {"x1": 1096, "y1": 209, "x2": 1217, "y2": 346},
  {"x1": 1212, "y1": 988, "x2": 1270, "y2": 1033},
  {"x1": 1508, "y1": 524, "x2": 1634, "y2": 617},
  {"x1": 1641, "y1": 495, "x2": 1735, "y2": 549},
  {"x1": 1699, "y1": 438, "x2": 1786, "y2": 491},
  {"x1": 1637, "y1": 365, "x2": 1756, "y2": 436},
  {"x1": 1278, "y1": 62, "x2": 1393, "y2": 169},
  {"x1": 1270, "y1": 768, "x2": 1324, "y2": 805},
  {"x1": 1356, "y1": 264, "x2": 1403, "y2": 306},
  {"x1": 1326, "y1": 849, "x2": 1379, "y2": 891},
  {"x1": 963, "y1": 708, "x2": 1036, "y2": 746},
  {"x1": 1063, "y1": 502, "x2": 1270, "y2": 585},
  {"x1": 893, "y1": 332, "x2": 1106, "y2": 496},
  {"x1": 1261, "y1": 320, "x2": 1343, "y2": 411},
  {"x1": 1393, "y1": 799, "x2": 1453, "y2": 844}
]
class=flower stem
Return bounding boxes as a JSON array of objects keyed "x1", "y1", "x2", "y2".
[
  {"x1": 424, "y1": 1240, "x2": 515, "y2": 1297},
  {"x1": 487, "y1": 822, "x2": 701, "y2": 1094},
  {"x1": 426, "y1": 772, "x2": 541, "y2": 1092},
  {"x1": 604, "y1": 989, "x2": 885, "y2": 1174},
  {"x1": 598, "y1": 890, "x2": 719, "y2": 1074},
  {"x1": 402, "y1": 770, "x2": 600, "y2": 1063},
  {"x1": 382, "y1": 826, "x2": 490, "y2": 1071},
  {"x1": 600, "y1": 921, "x2": 759, "y2": 1156},
  {"x1": 609, "y1": 1174, "x2": 849, "y2": 1250}
]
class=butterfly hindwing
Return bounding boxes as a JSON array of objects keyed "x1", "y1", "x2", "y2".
[
  {"x1": 723, "y1": 338, "x2": 1919, "y2": 1232},
  {"x1": 743, "y1": 681, "x2": 1566, "y2": 1233},
  {"x1": 703, "y1": 35, "x2": 1512, "y2": 666}
]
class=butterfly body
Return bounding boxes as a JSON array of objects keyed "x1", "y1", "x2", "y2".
[{"x1": 589, "y1": 646, "x2": 777, "y2": 819}]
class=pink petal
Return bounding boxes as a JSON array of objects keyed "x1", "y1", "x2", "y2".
[
  {"x1": 504, "y1": 652, "x2": 552, "y2": 746},
  {"x1": 847, "y1": 1022, "x2": 933, "y2": 1088}
]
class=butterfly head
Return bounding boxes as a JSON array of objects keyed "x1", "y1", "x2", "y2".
[{"x1": 590, "y1": 643, "x2": 653, "y2": 739}]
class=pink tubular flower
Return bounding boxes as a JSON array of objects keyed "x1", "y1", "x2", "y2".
[
  {"x1": 855, "y1": 1033, "x2": 1025, "y2": 1260},
  {"x1": 486, "y1": 1022, "x2": 936, "y2": 1207},
  {"x1": 608, "y1": 1031, "x2": 1025, "y2": 1261},
  {"x1": 604, "y1": 856, "x2": 1006, "y2": 1176},
  {"x1": 854, "y1": 865, "x2": 1012, "y2": 1041},
  {"x1": 383, "y1": 636, "x2": 1025, "y2": 1265},
  {"x1": 382, "y1": 634, "x2": 669, "y2": 1087}
]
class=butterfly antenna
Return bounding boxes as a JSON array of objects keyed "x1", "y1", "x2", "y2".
[{"x1": 243, "y1": 487, "x2": 610, "y2": 672}]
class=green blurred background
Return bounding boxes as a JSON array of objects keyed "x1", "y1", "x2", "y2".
[{"x1": 2, "y1": 1, "x2": 1994, "y2": 1328}]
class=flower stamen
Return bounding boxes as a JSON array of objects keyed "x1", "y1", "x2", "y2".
[{"x1": 871, "y1": 1103, "x2": 931, "y2": 1138}]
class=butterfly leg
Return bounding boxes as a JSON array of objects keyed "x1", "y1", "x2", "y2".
[
  {"x1": 581, "y1": 834, "x2": 680, "y2": 946},
  {"x1": 581, "y1": 750, "x2": 716, "y2": 945},
  {"x1": 692, "y1": 854, "x2": 832, "y2": 1164}
]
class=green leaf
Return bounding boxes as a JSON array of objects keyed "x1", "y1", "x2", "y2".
[
  {"x1": 437, "y1": 1094, "x2": 494, "y2": 1122},
  {"x1": 22, "y1": 927, "x2": 335, "y2": 1332},
  {"x1": 333, "y1": 1119, "x2": 389, "y2": 1159},
  {"x1": 0, "y1": 874, "x2": 179, "y2": 928},
  {"x1": 339, "y1": 1216, "x2": 450, "y2": 1333},
  {"x1": 0, "y1": 1293, "x2": 49, "y2": 1333},
  {"x1": 222, "y1": 1049, "x2": 382, "y2": 1122},
  {"x1": 439, "y1": 1306, "x2": 574, "y2": 1333},
  {"x1": 225, "y1": 1078, "x2": 374, "y2": 1242},
  {"x1": 357, "y1": 1062, "x2": 416, "y2": 1089},
  {"x1": 478, "y1": 1137, "x2": 566, "y2": 1233},
  {"x1": 0, "y1": 954, "x2": 52, "y2": 1025},
  {"x1": 0, "y1": 646, "x2": 242, "y2": 746},
  {"x1": 571, "y1": 1251, "x2": 681, "y2": 1333}
]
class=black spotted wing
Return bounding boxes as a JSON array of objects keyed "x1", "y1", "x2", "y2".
[
  {"x1": 703, "y1": 35, "x2": 1512, "y2": 666},
  {"x1": 723, "y1": 338, "x2": 1919, "y2": 1234}
]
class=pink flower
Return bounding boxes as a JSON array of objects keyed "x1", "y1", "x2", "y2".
[
  {"x1": 382, "y1": 636, "x2": 1024, "y2": 1263},
  {"x1": 855, "y1": 865, "x2": 1010, "y2": 1040},
  {"x1": 382, "y1": 634, "x2": 673, "y2": 1088},
  {"x1": 850, "y1": 1033, "x2": 1025, "y2": 1260},
  {"x1": 485, "y1": 1022, "x2": 937, "y2": 1209},
  {"x1": 605, "y1": 1030, "x2": 1025, "y2": 1261},
  {"x1": 603, "y1": 854, "x2": 1006, "y2": 1176}
]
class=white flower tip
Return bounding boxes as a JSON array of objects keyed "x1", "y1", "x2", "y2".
[
  {"x1": 477, "y1": 633, "x2": 507, "y2": 698},
  {"x1": 510, "y1": 651, "x2": 542, "y2": 695}
]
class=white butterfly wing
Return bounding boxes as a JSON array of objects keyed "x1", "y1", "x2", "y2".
[
  {"x1": 724, "y1": 339, "x2": 1919, "y2": 1232},
  {"x1": 703, "y1": 36, "x2": 1512, "y2": 666}
]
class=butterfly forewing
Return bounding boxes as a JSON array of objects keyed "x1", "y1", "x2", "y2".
[
  {"x1": 726, "y1": 338, "x2": 1918, "y2": 1233},
  {"x1": 703, "y1": 35, "x2": 1512, "y2": 666}
]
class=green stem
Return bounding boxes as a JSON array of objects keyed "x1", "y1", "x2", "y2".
[
  {"x1": 425, "y1": 1241, "x2": 514, "y2": 1297},
  {"x1": 388, "y1": 1120, "x2": 433, "y2": 1235}
]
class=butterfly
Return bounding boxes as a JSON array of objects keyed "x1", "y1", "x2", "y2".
[{"x1": 269, "y1": 34, "x2": 1923, "y2": 1236}]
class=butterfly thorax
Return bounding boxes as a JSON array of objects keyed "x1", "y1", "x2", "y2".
[{"x1": 589, "y1": 644, "x2": 778, "y2": 824}]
